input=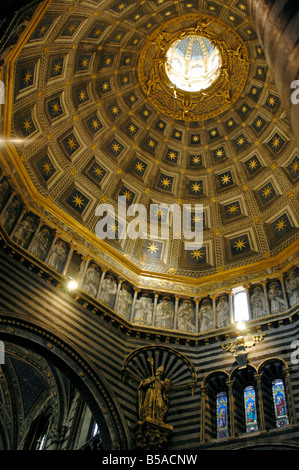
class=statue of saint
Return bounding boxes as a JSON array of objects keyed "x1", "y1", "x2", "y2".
[
  {"x1": 155, "y1": 296, "x2": 174, "y2": 329},
  {"x1": 30, "y1": 227, "x2": 51, "y2": 261},
  {"x1": 285, "y1": 270, "x2": 299, "y2": 307},
  {"x1": 138, "y1": 362, "x2": 172, "y2": 425},
  {"x1": 250, "y1": 286, "x2": 268, "y2": 318},
  {"x1": 177, "y1": 299, "x2": 195, "y2": 333}
]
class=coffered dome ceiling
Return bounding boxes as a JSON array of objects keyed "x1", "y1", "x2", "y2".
[{"x1": 3, "y1": 0, "x2": 299, "y2": 292}]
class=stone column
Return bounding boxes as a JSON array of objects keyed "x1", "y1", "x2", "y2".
[
  {"x1": 254, "y1": 373, "x2": 266, "y2": 432},
  {"x1": 130, "y1": 288, "x2": 140, "y2": 322},
  {"x1": 283, "y1": 366, "x2": 297, "y2": 425},
  {"x1": 62, "y1": 242, "x2": 75, "y2": 276},
  {"x1": 226, "y1": 380, "x2": 237, "y2": 437},
  {"x1": 247, "y1": 0, "x2": 299, "y2": 147},
  {"x1": 199, "y1": 385, "x2": 207, "y2": 444},
  {"x1": 0, "y1": 189, "x2": 16, "y2": 217}
]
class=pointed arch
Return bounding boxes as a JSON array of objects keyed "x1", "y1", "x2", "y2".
[{"x1": 0, "y1": 311, "x2": 131, "y2": 450}]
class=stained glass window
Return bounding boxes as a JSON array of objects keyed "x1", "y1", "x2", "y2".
[
  {"x1": 216, "y1": 391, "x2": 229, "y2": 438},
  {"x1": 244, "y1": 385, "x2": 258, "y2": 433},
  {"x1": 272, "y1": 379, "x2": 289, "y2": 428}
]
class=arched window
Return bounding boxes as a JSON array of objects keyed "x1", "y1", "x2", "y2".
[
  {"x1": 272, "y1": 379, "x2": 289, "y2": 428},
  {"x1": 92, "y1": 422, "x2": 99, "y2": 437},
  {"x1": 232, "y1": 286, "x2": 250, "y2": 325},
  {"x1": 244, "y1": 385, "x2": 258, "y2": 433},
  {"x1": 216, "y1": 391, "x2": 229, "y2": 438}
]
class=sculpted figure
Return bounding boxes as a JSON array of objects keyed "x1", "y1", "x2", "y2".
[
  {"x1": 199, "y1": 298, "x2": 214, "y2": 331},
  {"x1": 138, "y1": 362, "x2": 172, "y2": 424},
  {"x1": 250, "y1": 286, "x2": 268, "y2": 318},
  {"x1": 13, "y1": 215, "x2": 36, "y2": 248},
  {"x1": 114, "y1": 284, "x2": 132, "y2": 319},
  {"x1": 134, "y1": 293, "x2": 153, "y2": 326},
  {"x1": 177, "y1": 299, "x2": 195, "y2": 333},
  {"x1": 99, "y1": 274, "x2": 117, "y2": 307},
  {"x1": 268, "y1": 281, "x2": 285, "y2": 313},
  {"x1": 30, "y1": 227, "x2": 51, "y2": 261},
  {"x1": 216, "y1": 295, "x2": 230, "y2": 328},
  {"x1": 83, "y1": 263, "x2": 100, "y2": 297},
  {"x1": 47, "y1": 239, "x2": 67, "y2": 273},
  {"x1": 155, "y1": 296, "x2": 174, "y2": 329},
  {"x1": 285, "y1": 270, "x2": 299, "y2": 307}
]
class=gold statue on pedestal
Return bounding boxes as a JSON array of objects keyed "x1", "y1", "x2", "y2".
[
  {"x1": 135, "y1": 359, "x2": 173, "y2": 450},
  {"x1": 138, "y1": 360, "x2": 172, "y2": 423}
]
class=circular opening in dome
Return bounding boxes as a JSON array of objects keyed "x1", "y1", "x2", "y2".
[{"x1": 165, "y1": 34, "x2": 222, "y2": 92}]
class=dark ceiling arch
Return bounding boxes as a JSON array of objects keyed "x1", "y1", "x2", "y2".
[{"x1": 0, "y1": 310, "x2": 131, "y2": 450}]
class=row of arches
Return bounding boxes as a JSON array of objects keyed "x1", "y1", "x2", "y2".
[{"x1": 201, "y1": 359, "x2": 296, "y2": 442}]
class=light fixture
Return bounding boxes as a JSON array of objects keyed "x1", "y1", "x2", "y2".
[
  {"x1": 67, "y1": 278, "x2": 78, "y2": 290},
  {"x1": 236, "y1": 321, "x2": 246, "y2": 331}
]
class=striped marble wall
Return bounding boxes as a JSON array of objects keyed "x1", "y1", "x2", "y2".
[{"x1": 1, "y1": 245, "x2": 299, "y2": 449}]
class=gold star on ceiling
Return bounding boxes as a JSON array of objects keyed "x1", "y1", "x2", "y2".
[
  {"x1": 275, "y1": 218, "x2": 287, "y2": 232},
  {"x1": 111, "y1": 105, "x2": 120, "y2": 115},
  {"x1": 248, "y1": 158, "x2": 258, "y2": 169},
  {"x1": 167, "y1": 151, "x2": 177, "y2": 160},
  {"x1": 161, "y1": 177, "x2": 171, "y2": 188},
  {"x1": 51, "y1": 101, "x2": 61, "y2": 115},
  {"x1": 255, "y1": 118, "x2": 263, "y2": 128},
  {"x1": 93, "y1": 28, "x2": 102, "y2": 37},
  {"x1": 227, "y1": 203, "x2": 239, "y2": 214},
  {"x1": 154, "y1": 209, "x2": 166, "y2": 219},
  {"x1": 79, "y1": 90, "x2": 87, "y2": 101},
  {"x1": 147, "y1": 242, "x2": 159, "y2": 254},
  {"x1": 291, "y1": 160, "x2": 299, "y2": 173},
  {"x1": 192, "y1": 156, "x2": 201, "y2": 164},
  {"x1": 68, "y1": 24, "x2": 77, "y2": 33},
  {"x1": 237, "y1": 136, "x2": 246, "y2": 146},
  {"x1": 221, "y1": 174, "x2": 231, "y2": 185},
  {"x1": 147, "y1": 139, "x2": 156, "y2": 148},
  {"x1": 233, "y1": 238, "x2": 247, "y2": 251},
  {"x1": 215, "y1": 148, "x2": 224, "y2": 158},
  {"x1": 80, "y1": 58, "x2": 89, "y2": 68},
  {"x1": 117, "y1": 2, "x2": 126, "y2": 10},
  {"x1": 111, "y1": 142, "x2": 121, "y2": 153},
  {"x1": 271, "y1": 136, "x2": 281, "y2": 148},
  {"x1": 261, "y1": 184, "x2": 272, "y2": 198},
  {"x1": 91, "y1": 119, "x2": 101, "y2": 129},
  {"x1": 108, "y1": 222, "x2": 118, "y2": 234},
  {"x1": 135, "y1": 161, "x2": 144, "y2": 172},
  {"x1": 191, "y1": 182, "x2": 201, "y2": 193},
  {"x1": 267, "y1": 96, "x2": 276, "y2": 106},
  {"x1": 53, "y1": 61, "x2": 62, "y2": 74},
  {"x1": 121, "y1": 189, "x2": 133, "y2": 201},
  {"x1": 101, "y1": 82, "x2": 110, "y2": 91},
  {"x1": 23, "y1": 71, "x2": 33, "y2": 85},
  {"x1": 67, "y1": 137, "x2": 77, "y2": 150},
  {"x1": 191, "y1": 249, "x2": 204, "y2": 261},
  {"x1": 38, "y1": 25, "x2": 47, "y2": 36},
  {"x1": 192, "y1": 214, "x2": 202, "y2": 224},
  {"x1": 93, "y1": 165, "x2": 103, "y2": 178},
  {"x1": 42, "y1": 161, "x2": 52, "y2": 174},
  {"x1": 72, "y1": 194, "x2": 85, "y2": 208},
  {"x1": 129, "y1": 124, "x2": 137, "y2": 134},
  {"x1": 23, "y1": 118, "x2": 32, "y2": 133}
]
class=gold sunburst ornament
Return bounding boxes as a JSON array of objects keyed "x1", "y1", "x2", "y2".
[{"x1": 138, "y1": 13, "x2": 249, "y2": 121}]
